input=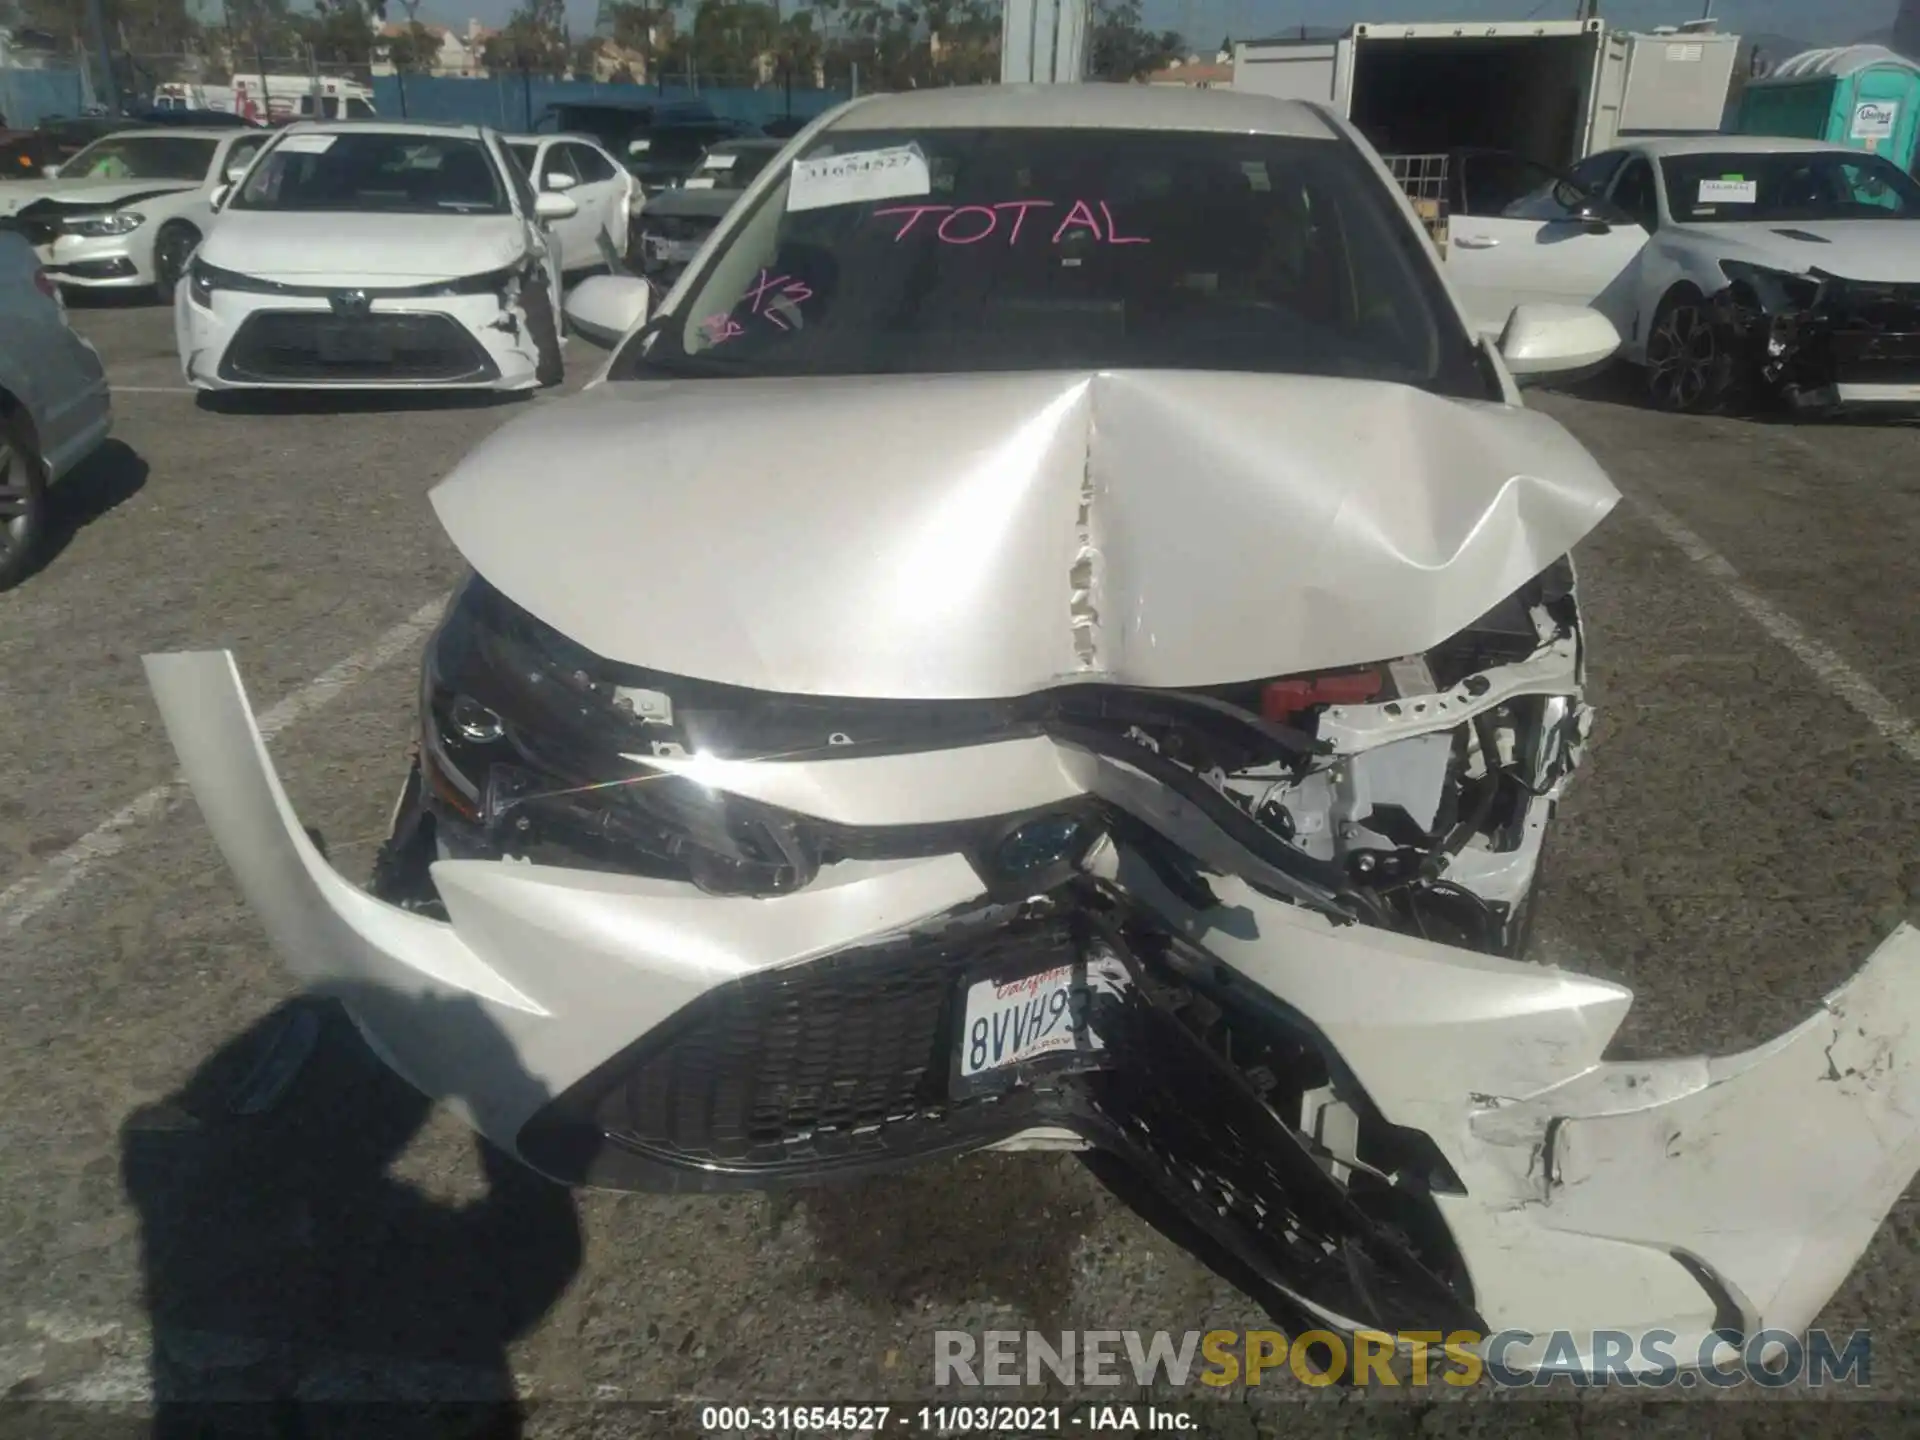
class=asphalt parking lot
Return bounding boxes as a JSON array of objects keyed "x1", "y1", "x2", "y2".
[{"x1": 0, "y1": 299, "x2": 1916, "y2": 1433}]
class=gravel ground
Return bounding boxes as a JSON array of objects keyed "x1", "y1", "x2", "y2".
[{"x1": 0, "y1": 301, "x2": 1915, "y2": 1437}]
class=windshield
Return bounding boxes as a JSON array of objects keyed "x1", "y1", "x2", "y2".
[
  {"x1": 1661, "y1": 150, "x2": 1920, "y2": 223},
  {"x1": 60, "y1": 135, "x2": 216, "y2": 181},
  {"x1": 232, "y1": 132, "x2": 508, "y2": 214},
  {"x1": 614, "y1": 126, "x2": 1484, "y2": 395}
]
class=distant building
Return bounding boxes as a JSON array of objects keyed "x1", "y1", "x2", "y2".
[
  {"x1": 371, "y1": 18, "x2": 495, "y2": 78},
  {"x1": 1145, "y1": 50, "x2": 1233, "y2": 87}
]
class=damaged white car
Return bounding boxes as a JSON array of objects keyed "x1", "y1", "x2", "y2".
[
  {"x1": 175, "y1": 122, "x2": 574, "y2": 392},
  {"x1": 0, "y1": 127, "x2": 270, "y2": 302},
  {"x1": 145, "y1": 86, "x2": 1920, "y2": 1375}
]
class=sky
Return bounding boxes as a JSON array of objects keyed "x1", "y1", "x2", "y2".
[{"x1": 302, "y1": 0, "x2": 1899, "y2": 53}]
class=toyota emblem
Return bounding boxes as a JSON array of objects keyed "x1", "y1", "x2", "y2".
[{"x1": 330, "y1": 290, "x2": 371, "y2": 317}]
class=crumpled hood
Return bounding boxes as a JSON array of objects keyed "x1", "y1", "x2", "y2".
[
  {"x1": 430, "y1": 370, "x2": 1620, "y2": 700},
  {"x1": 1679, "y1": 220, "x2": 1920, "y2": 285},
  {"x1": 0, "y1": 178, "x2": 198, "y2": 216},
  {"x1": 199, "y1": 211, "x2": 529, "y2": 282}
]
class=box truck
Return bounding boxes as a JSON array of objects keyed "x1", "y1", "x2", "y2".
[{"x1": 1233, "y1": 20, "x2": 1738, "y2": 170}]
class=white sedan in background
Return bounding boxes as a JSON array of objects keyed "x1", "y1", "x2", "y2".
[
  {"x1": 0, "y1": 127, "x2": 272, "y2": 302},
  {"x1": 1438, "y1": 136, "x2": 1920, "y2": 414},
  {"x1": 176, "y1": 121, "x2": 577, "y2": 393},
  {"x1": 501, "y1": 133, "x2": 637, "y2": 276}
]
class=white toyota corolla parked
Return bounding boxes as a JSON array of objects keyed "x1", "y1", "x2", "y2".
[{"x1": 176, "y1": 121, "x2": 577, "y2": 392}]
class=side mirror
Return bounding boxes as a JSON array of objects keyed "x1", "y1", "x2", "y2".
[
  {"x1": 533, "y1": 190, "x2": 578, "y2": 220},
  {"x1": 564, "y1": 274, "x2": 652, "y2": 346},
  {"x1": 226, "y1": 162, "x2": 250, "y2": 184},
  {"x1": 210, "y1": 183, "x2": 230, "y2": 209},
  {"x1": 627, "y1": 139, "x2": 651, "y2": 156},
  {"x1": 544, "y1": 170, "x2": 578, "y2": 192},
  {"x1": 42, "y1": 163, "x2": 61, "y2": 179},
  {"x1": 1499, "y1": 303, "x2": 1621, "y2": 384}
]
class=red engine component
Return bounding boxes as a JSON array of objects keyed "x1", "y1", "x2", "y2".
[{"x1": 1261, "y1": 669, "x2": 1383, "y2": 720}]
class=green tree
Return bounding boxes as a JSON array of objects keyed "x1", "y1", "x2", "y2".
[
  {"x1": 382, "y1": 19, "x2": 442, "y2": 71},
  {"x1": 1087, "y1": 0, "x2": 1178, "y2": 82},
  {"x1": 482, "y1": 0, "x2": 569, "y2": 76},
  {"x1": 296, "y1": 0, "x2": 377, "y2": 67}
]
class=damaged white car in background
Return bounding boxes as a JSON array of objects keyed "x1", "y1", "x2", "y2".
[
  {"x1": 145, "y1": 85, "x2": 1920, "y2": 1376},
  {"x1": 175, "y1": 121, "x2": 575, "y2": 392}
]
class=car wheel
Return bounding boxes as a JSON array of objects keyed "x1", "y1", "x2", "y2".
[
  {"x1": 1644, "y1": 290, "x2": 1734, "y2": 414},
  {"x1": 522, "y1": 277, "x2": 564, "y2": 389},
  {"x1": 151, "y1": 221, "x2": 200, "y2": 304},
  {"x1": 0, "y1": 408, "x2": 49, "y2": 592}
]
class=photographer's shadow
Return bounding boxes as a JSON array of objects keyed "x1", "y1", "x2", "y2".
[{"x1": 120, "y1": 989, "x2": 583, "y2": 1435}]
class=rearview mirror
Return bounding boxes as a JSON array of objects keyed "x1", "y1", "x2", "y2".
[
  {"x1": 533, "y1": 191, "x2": 578, "y2": 220},
  {"x1": 1498, "y1": 303, "x2": 1621, "y2": 384},
  {"x1": 564, "y1": 274, "x2": 652, "y2": 346},
  {"x1": 544, "y1": 170, "x2": 578, "y2": 192}
]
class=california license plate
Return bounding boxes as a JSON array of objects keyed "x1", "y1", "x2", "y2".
[{"x1": 954, "y1": 951, "x2": 1130, "y2": 1081}]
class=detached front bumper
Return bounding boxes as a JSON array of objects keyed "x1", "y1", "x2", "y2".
[
  {"x1": 177, "y1": 286, "x2": 545, "y2": 392},
  {"x1": 145, "y1": 649, "x2": 1920, "y2": 1369}
]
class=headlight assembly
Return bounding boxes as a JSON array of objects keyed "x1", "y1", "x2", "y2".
[
  {"x1": 413, "y1": 574, "x2": 1099, "y2": 898},
  {"x1": 188, "y1": 258, "x2": 285, "y2": 307},
  {"x1": 62, "y1": 210, "x2": 145, "y2": 237},
  {"x1": 415, "y1": 260, "x2": 534, "y2": 298},
  {"x1": 417, "y1": 574, "x2": 818, "y2": 894},
  {"x1": 1719, "y1": 259, "x2": 1822, "y2": 309}
]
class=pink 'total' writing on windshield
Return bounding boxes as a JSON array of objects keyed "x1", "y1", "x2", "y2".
[{"x1": 870, "y1": 199, "x2": 1150, "y2": 246}]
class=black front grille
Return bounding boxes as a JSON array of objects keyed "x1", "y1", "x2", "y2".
[
  {"x1": 522, "y1": 906, "x2": 1080, "y2": 1183},
  {"x1": 1826, "y1": 283, "x2": 1920, "y2": 386},
  {"x1": 220, "y1": 309, "x2": 501, "y2": 384}
]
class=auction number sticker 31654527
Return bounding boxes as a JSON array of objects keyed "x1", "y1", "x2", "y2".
[
  {"x1": 788, "y1": 143, "x2": 932, "y2": 213},
  {"x1": 957, "y1": 951, "x2": 1130, "y2": 1081}
]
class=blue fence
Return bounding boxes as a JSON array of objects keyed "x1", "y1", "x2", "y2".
[
  {"x1": 372, "y1": 74, "x2": 849, "y2": 132},
  {"x1": 0, "y1": 68, "x2": 93, "y2": 128}
]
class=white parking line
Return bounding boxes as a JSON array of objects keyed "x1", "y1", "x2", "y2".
[
  {"x1": 0, "y1": 596, "x2": 447, "y2": 933},
  {"x1": 1630, "y1": 494, "x2": 1920, "y2": 767}
]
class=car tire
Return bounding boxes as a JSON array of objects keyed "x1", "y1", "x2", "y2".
[
  {"x1": 151, "y1": 221, "x2": 200, "y2": 305},
  {"x1": 523, "y1": 277, "x2": 564, "y2": 389},
  {"x1": 1644, "y1": 288, "x2": 1737, "y2": 414},
  {"x1": 0, "y1": 407, "x2": 49, "y2": 592}
]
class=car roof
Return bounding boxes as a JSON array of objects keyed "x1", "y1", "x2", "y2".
[
  {"x1": 510, "y1": 132, "x2": 611, "y2": 147},
  {"x1": 829, "y1": 83, "x2": 1337, "y2": 139},
  {"x1": 276, "y1": 119, "x2": 485, "y2": 139},
  {"x1": 81, "y1": 127, "x2": 243, "y2": 140},
  {"x1": 1622, "y1": 135, "x2": 1866, "y2": 159}
]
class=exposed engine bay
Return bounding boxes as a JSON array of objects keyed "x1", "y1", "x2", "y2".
[{"x1": 385, "y1": 559, "x2": 1585, "y2": 966}]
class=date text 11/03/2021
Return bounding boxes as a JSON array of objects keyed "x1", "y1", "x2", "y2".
[{"x1": 699, "y1": 1406, "x2": 1194, "y2": 1433}]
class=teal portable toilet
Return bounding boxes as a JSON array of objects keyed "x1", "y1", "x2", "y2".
[{"x1": 1735, "y1": 44, "x2": 1920, "y2": 175}]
